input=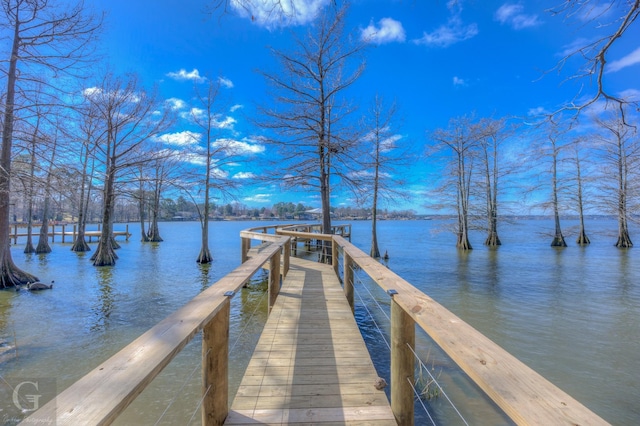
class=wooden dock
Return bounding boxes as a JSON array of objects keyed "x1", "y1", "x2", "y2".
[{"x1": 226, "y1": 257, "x2": 396, "y2": 425}]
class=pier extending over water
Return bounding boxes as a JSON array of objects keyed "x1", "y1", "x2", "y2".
[{"x1": 22, "y1": 223, "x2": 609, "y2": 425}]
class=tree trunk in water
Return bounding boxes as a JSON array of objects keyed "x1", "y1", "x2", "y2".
[
  {"x1": 576, "y1": 229, "x2": 591, "y2": 245},
  {"x1": 92, "y1": 166, "x2": 118, "y2": 266},
  {"x1": 24, "y1": 215, "x2": 35, "y2": 254},
  {"x1": 370, "y1": 208, "x2": 380, "y2": 258},
  {"x1": 456, "y1": 230, "x2": 472, "y2": 250},
  {"x1": 35, "y1": 198, "x2": 52, "y2": 254},
  {"x1": 551, "y1": 214, "x2": 567, "y2": 247},
  {"x1": 485, "y1": 210, "x2": 501, "y2": 246},
  {"x1": 0, "y1": 19, "x2": 38, "y2": 287},
  {"x1": 147, "y1": 188, "x2": 163, "y2": 242},
  {"x1": 616, "y1": 214, "x2": 633, "y2": 248},
  {"x1": 197, "y1": 220, "x2": 212, "y2": 263}
]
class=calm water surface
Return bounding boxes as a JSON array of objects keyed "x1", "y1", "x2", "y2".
[{"x1": 0, "y1": 219, "x2": 638, "y2": 425}]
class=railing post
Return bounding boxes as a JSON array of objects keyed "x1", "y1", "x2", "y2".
[
  {"x1": 283, "y1": 238, "x2": 290, "y2": 278},
  {"x1": 241, "y1": 237, "x2": 251, "y2": 263},
  {"x1": 391, "y1": 296, "x2": 415, "y2": 426},
  {"x1": 268, "y1": 249, "x2": 281, "y2": 314},
  {"x1": 332, "y1": 238, "x2": 339, "y2": 276},
  {"x1": 202, "y1": 298, "x2": 230, "y2": 426},
  {"x1": 344, "y1": 252, "x2": 354, "y2": 314}
]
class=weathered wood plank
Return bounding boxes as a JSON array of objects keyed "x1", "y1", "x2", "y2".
[{"x1": 227, "y1": 258, "x2": 394, "y2": 425}]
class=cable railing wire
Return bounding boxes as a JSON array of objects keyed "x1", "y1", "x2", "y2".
[
  {"x1": 408, "y1": 376, "x2": 438, "y2": 426},
  {"x1": 154, "y1": 347, "x2": 212, "y2": 426}
]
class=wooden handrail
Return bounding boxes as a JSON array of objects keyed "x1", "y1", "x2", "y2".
[
  {"x1": 22, "y1": 237, "x2": 289, "y2": 426},
  {"x1": 332, "y1": 235, "x2": 608, "y2": 426}
]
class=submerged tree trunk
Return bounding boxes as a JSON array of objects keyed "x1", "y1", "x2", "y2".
[
  {"x1": 550, "y1": 139, "x2": 567, "y2": 247},
  {"x1": 92, "y1": 164, "x2": 118, "y2": 266},
  {"x1": 147, "y1": 170, "x2": 163, "y2": 242},
  {"x1": 35, "y1": 196, "x2": 52, "y2": 253},
  {"x1": 0, "y1": 23, "x2": 38, "y2": 287},
  {"x1": 575, "y1": 152, "x2": 590, "y2": 245}
]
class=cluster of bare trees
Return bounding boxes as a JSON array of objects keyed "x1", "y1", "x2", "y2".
[{"x1": 1, "y1": 0, "x2": 637, "y2": 288}]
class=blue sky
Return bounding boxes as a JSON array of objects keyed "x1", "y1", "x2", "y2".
[{"x1": 95, "y1": 0, "x2": 639, "y2": 213}]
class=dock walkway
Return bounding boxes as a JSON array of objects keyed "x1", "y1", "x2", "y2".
[{"x1": 226, "y1": 257, "x2": 396, "y2": 425}]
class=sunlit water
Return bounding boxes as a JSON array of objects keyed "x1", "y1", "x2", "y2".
[{"x1": 0, "y1": 219, "x2": 638, "y2": 425}]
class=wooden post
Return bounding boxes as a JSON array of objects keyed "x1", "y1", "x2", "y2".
[
  {"x1": 51, "y1": 223, "x2": 55, "y2": 242},
  {"x1": 73, "y1": 224, "x2": 77, "y2": 243},
  {"x1": 344, "y1": 252, "x2": 354, "y2": 314},
  {"x1": 13, "y1": 224, "x2": 17, "y2": 244},
  {"x1": 125, "y1": 224, "x2": 130, "y2": 240},
  {"x1": 391, "y1": 297, "x2": 415, "y2": 426},
  {"x1": 268, "y1": 250, "x2": 281, "y2": 314},
  {"x1": 332, "y1": 238, "x2": 339, "y2": 277},
  {"x1": 62, "y1": 224, "x2": 66, "y2": 243},
  {"x1": 202, "y1": 298, "x2": 230, "y2": 426},
  {"x1": 241, "y1": 237, "x2": 251, "y2": 263},
  {"x1": 282, "y1": 239, "x2": 290, "y2": 278}
]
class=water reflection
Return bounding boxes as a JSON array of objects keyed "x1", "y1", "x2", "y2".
[{"x1": 90, "y1": 267, "x2": 115, "y2": 332}]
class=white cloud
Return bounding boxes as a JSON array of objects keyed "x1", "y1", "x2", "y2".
[
  {"x1": 218, "y1": 76, "x2": 234, "y2": 88},
  {"x1": 213, "y1": 138, "x2": 266, "y2": 155},
  {"x1": 155, "y1": 131, "x2": 201, "y2": 146},
  {"x1": 234, "y1": 172, "x2": 256, "y2": 179},
  {"x1": 166, "y1": 68, "x2": 206, "y2": 83},
  {"x1": 83, "y1": 87, "x2": 102, "y2": 97},
  {"x1": 414, "y1": 15, "x2": 478, "y2": 48},
  {"x1": 495, "y1": 3, "x2": 541, "y2": 30},
  {"x1": 608, "y1": 47, "x2": 640, "y2": 73},
  {"x1": 166, "y1": 97, "x2": 186, "y2": 110},
  {"x1": 361, "y1": 18, "x2": 406, "y2": 44},
  {"x1": 230, "y1": 0, "x2": 330, "y2": 28},
  {"x1": 214, "y1": 116, "x2": 237, "y2": 130},
  {"x1": 453, "y1": 76, "x2": 466, "y2": 86},
  {"x1": 230, "y1": 104, "x2": 243, "y2": 112},
  {"x1": 527, "y1": 106, "x2": 549, "y2": 117},
  {"x1": 244, "y1": 193, "x2": 271, "y2": 203}
]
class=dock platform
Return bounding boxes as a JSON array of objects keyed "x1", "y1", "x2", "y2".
[{"x1": 226, "y1": 257, "x2": 396, "y2": 425}]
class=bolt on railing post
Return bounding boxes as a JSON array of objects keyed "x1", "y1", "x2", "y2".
[
  {"x1": 202, "y1": 298, "x2": 230, "y2": 426},
  {"x1": 344, "y1": 251, "x2": 354, "y2": 313},
  {"x1": 268, "y1": 250, "x2": 281, "y2": 314},
  {"x1": 391, "y1": 296, "x2": 415, "y2": 426},
  {"x1": 241, "y1": 237, "x2": 251, "y2": 263}
]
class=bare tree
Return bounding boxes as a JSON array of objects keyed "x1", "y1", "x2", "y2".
[
  {"x1": 87, "y1": 73, "x2": 170, "y2": 266},
  {"x1": 34, "y1": 123, "x2": 61, "y2": 254},
  {"x1": 476, "y1": 117, "x2": 512, "y2": 246},
  {"x1": 71, "y1": 95, "x2": 100, "y2": 252},
  {"x1": 430, "y1": 116, "x2": 477, "y2": 250},
  {"x1": 568, "y1": 136, "x2": 592, "y2": 244},
  {"x1": 186, "y1": 79, "x2": 242, "y2": 264},
  {"x1": 359, "y1": 95, "x2": 408, "y2": 258},
  {"x1": 259, "y1": 5, "x2": 364, "y2": 259},
  {"x1": 0, "y1": 0, "x2": 100, "y2": 287},
  {"x1": 593, "y1": 109, "x2": 639, "y2": 247},
  {"x1": 548, "y1": 1, "x2": 640, "y2": 120}
]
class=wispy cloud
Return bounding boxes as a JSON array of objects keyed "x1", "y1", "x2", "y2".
[
  {"x1": 213, "y1": 138, "x2": 265, "y2": 155},
  {"x1": 608, "y1": 47, "x2": 640, "y2": 73},
  {"x1": 413, "y1": 2, "x2": 478, "y2": 48},
  {"x1": 218, "y1": 76, "x2": 234, "y2": 88},
  {"x1": 230, "y1": 0, "x2": 330, "y2": 29},
  {"x1": 495, "y1": 3, "x2": 541, "y2": 30},
  {"x1": 244, "y1": 193, "x2": 271, "y2": 203},
  {"x1": 155, "y1": 130, "x2": 201, "y2": 146},
  {"x1": 166, "y1": 97, "x2": 186, "y2": 110},
  {"x1": 234, "y1": 172, "x2": 256, "y2": 179},
  {"x1": 453, "y1": 76, "x2": 467, "y2": 86},
  {"x1": 166, "y1": 68, "x2": 206, "y2": 83},
  {"x1": 230, "y1": 104, "x2": 243, "y2": 112},
  {"x1": 361, "y1": 18, "x2": 406, "y2": 44}
]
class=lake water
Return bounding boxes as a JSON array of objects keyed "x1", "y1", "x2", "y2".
[{"x1": 0, "y1": 219, "x2": 638, "y2": 425}]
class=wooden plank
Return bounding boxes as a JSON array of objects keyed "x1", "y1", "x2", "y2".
[
  {"x1": 334, "y1": 235, "x2": 609, "y2": 426},
  {"x1": 228, "y1": 258, "x2": 394, "y2": 425}
]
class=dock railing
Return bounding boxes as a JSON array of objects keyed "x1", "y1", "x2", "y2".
[
  {"x1": 272, "y1": 224, "x2": 607, "y2": 426},
  {"x1": 21, "y1": 227, "x2": 290, "y2": 426},
  {"x1": 22, "y1": 223, "x2": 607, "y2": 426}
]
